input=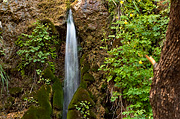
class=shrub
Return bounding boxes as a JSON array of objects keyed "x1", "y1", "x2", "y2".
[{"x1": 100, "y1": 0, "x2": 170, "y2": 118}]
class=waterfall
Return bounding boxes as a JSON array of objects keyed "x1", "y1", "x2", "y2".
[{"x1": 63, "y1": 9, "x2": 80, "y2": 119}]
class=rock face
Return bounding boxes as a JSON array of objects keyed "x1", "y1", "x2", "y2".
[
  {"x1": 0, "y1": 0, "x2": 37, "y2": 61},
  {"x1": 0, "y1": 0, "x2": 66, "y2": 63},
  {"x1": 0, "y1": 0, "x2": 110, "y2": 118},
  {"x1": 0, "y1": 0, "x2": 66, "y2": 117},
  {"x1": 72, "y1": 0, "x2": 108, "y2": 41}
]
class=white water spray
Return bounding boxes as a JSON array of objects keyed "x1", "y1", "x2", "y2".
[{"x1": 63, "y1": 9, "x2": 80, "y2": 119}]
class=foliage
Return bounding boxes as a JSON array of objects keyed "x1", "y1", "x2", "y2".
[
  {"x1": 100, "y1": 0, "x2": 170, "y2": 118},
  {"x1": 0, "y1": 33, "x2": 9, "y2": 94},
  {"x1": 37, "y1": 69, "x2": 51, "y2": 85},
  {"x1": 24, "y1": 97, "x2": 38, "y2": 104},
  {"x1": 0, "y1": 34, "x2": 5, "y2": 56},
  {"x1": 0, "y1": 65, "x2": 9, "y2": 94},
  {"x1": 38, "y1": 77, "x2": 51, "y2": 85},
  {"x1": 16, "y1": 21, "x2": 58, "y2": 80},
  {"x1": 74, "y1": 101, "x2": 92, "y2": 119}
]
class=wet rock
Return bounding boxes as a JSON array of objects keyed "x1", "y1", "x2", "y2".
[{"x1": 71, "y1": 0, "x2": 109, "y2": 40}]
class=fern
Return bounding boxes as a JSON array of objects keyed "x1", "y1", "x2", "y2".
[{"x1": 0, "y1": 64, "x2": 9, "y2": 94}]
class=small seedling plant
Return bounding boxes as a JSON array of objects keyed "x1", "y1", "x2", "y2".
[{"x1": 75, "y1": 101, "x2": 92, "y2": 119}]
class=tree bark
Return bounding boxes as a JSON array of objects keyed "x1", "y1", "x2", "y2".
[{"x1": 150, "y1": 0, "x2": 180, "y2": 118}]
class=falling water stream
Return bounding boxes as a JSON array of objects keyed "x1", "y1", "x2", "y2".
[{"x1": 63, "y1": 9, "x2": 80, "y2": 119}]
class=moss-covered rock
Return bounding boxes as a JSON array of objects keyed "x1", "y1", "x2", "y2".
[
  {"x1": 35, "y1": 85, "x2": 52, "y2": 107},
  {"x1": 42, "y1": 67, "x2": 56, "y2": 82},
  {"x1": 52, "y1": 77, "x2": 63, "y2": 110},
  {"x1": 80, "y1": 80, "x2": 88, "y2": 89},
  {"x1": 22, "y1": 106, "x2": 38, "y2": 119},
  {"x1": 22, "y1": 105, "x2": 53, "y2": 119},
  {"x1": 52, "y1": 77, "x2": 63, "y2": 119},
  {"x1": 80, "y1": 54, "x2": 87, "y2": 65},
  {"x1": 83, "y1": 73, "x2": 95, "y2": 82},
  {"x1": 9, "y1": 87, "x2": 23, "y2": 96},
  {"x1": 68, "y1": 87, "x2": 95, "y2": 110},
  {"x1": 67, "y1": 110, "x2": 80, "y2": 119},
  {"x1": 67, "y1": 87, "x2": 96, "y2": 119},
  {"x1": 22, "y1": 85, "x2": 52, "y2": 119},
  {"x1": 89, "y1": 110, "x2": 97, "y2": 119},
  {"x1": 81, "y1": 63, "x2": 90, "y2": 75}
]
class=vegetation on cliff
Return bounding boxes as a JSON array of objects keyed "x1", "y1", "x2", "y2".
[
  {"x1": 0, "y1": 0, "x2": 172, "y2": 119},
  {"x1": 100, "y1": 0, "x2": 170, "y2": 118},
  {"x1": 0, "y1": 32, "x2": 9, "y2": 94},
  {"x1": 16, "y1": 21, "x2": 58, "y2": 81}
]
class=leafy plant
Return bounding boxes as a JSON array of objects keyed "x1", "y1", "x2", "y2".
[
  {"x1": 100, "y1": 0, "x2": 169, "y2": 118},
  {"x1": 16, "y1": 21, "x2": 57, "y2": 80},
  {"x1": 0, "y1": 33, "x2": 9, "y2": 94},
  {"x1": 74, "y1": 101, "x2": 92, "y2": 119},
  {"x1": 0, "y1": 64, "x2": 9, "y2": 94},
  {"x1": 0, "y1": 33, "x2": 5, "y2": 56},
  {"x1": 24, "y1": 96, "x2": 38, "y2": 104}
]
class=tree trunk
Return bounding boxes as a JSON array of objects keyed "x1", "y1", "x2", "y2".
[{"x1": 150, "y1": 0, "x2": 180, "y2": 118}]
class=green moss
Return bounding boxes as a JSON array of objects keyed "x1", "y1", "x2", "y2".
[
  {"x1": 52, "y1": 77, "x2": 63, "y2": 110},
  {"x1": 67, "y1": 87, "x2": 97, "y2": 119},
  {"x1": 83, "y1": 73, "x2": 95, "y2": 82},
  {"x1": 80, "y1": 54, "x2": 87, "y2": 65},
  {"x1": 80, "y1": 80, "x2": 87, "y2": 89},
  {"x1": 22, "y1": 85, "x2": 52, "y2": 119},
  {"x1": 40, "y1": 19, "x2": 58, "y2": 35},
  {"x1": 22, "y1": 105, "x2": 52, "y2": 119},
  {"x1": 22, "y1": 106, "x2": 38, "y2": 119},
  {"x1": 67, "y1": 110, "x2": 80, "y2": 119},
  {"x1": 9, "y1": 87, "x2": 23, "y2": 96},
  {"x1": 89, "y1": 110, "x2": 97, "y2": 119},
  {"x1": 81, "y1": 63, "x2": 90, "y2": 75},
  {"x1": 36, "y1": 85, "x2": 52, "y2": 107},
  {"x1": 42, "y1": 67, "x2": 55, "y2": 82},
  {"x1": 68, "y1": 87, "x2": 95, "y2": 110},
  {"x1": 36, "y1": 107, "x2": 52, "y2": 119}
]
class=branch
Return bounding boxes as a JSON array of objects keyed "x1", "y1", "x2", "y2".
[{"x1": 145, "y1": 55, "x2": 156, "y2": 65}]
